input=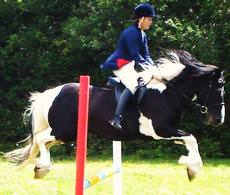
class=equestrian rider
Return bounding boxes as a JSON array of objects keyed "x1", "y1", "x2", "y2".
[{"x1": 100, "y1": 3, "x2": 156, "y2": 130}]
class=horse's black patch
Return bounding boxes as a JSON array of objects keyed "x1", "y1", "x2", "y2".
[{"x1": 49, "y1": 83, "x2": 78, "y2": 141}]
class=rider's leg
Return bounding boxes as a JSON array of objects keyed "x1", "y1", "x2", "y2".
[
  {"x1": 110, "y1": 61, "x2": 138, "y2": 130},
  {"x1": 136, "y1": 77, "x2": 147, "y2": 104},
  {"x1": 109, "y1": 88, "x2": 132, "y2": 130}
]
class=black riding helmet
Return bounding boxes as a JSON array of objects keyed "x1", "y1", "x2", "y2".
[{"x1": 133, "y1": 3, "x2": 156, "y2": 19}]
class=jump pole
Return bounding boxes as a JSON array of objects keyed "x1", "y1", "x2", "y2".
[
  {"x1": 113, "y1": 141, "x2": 122, "y2": 195},
  {"x1": 83, "y1": 141, "x2": 122, "y2": 195},
  {"x1": 75, "y1": 76, "x2": 90, "y2": 195}
]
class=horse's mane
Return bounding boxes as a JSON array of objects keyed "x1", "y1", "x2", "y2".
[{"x1": 158, "y1": 49, "x2": 218, "y2": 78}]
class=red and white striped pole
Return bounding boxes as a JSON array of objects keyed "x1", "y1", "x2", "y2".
[{"x1": 75, "y1": 76, "x2": 90, "y2": 195}]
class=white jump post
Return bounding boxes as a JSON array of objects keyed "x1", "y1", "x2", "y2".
[
  {"x1": 83, "y1": 141, "x2": 122, "y2": 194},
  {"x1": 113, "y1": 141, "x2": 122, "y2": 195},
  {"x1": 75, "y1": 75, "x2": 122, "y2": 195}
]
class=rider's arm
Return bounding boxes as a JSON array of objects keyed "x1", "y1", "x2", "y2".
[
  {"x1": 125, "y1": 29, "x2": 147, "y2": 63},
  {"x1": 143, "y1": 34, "x2": 154, "y2": 65}
]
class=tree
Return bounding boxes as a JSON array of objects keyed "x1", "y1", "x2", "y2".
[{"x1": 0, "y1": 0, "x2": 229, "y2": 157}]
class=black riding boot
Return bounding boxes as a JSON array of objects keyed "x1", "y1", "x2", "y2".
[
  {"x1": 136, "y1": 86, "x2": 147, "y2": 104},
  {"x1": 136, "y1": 77, "x2": 147, "y2": 104},
  {"x1": 110, "y1": 88, "x2": 132, "y2": 130}
]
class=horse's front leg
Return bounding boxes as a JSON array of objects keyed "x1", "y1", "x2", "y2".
[
  {"x1": 177, "y1": 134, "x2": 203, "y2": 181},
  {"x1": 154, "y1": 125, "x2": 203, "y2": 181}
]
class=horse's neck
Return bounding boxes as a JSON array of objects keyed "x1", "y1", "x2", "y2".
[{"x1": 171, "y1": 78, "x2": 198, "y2": 106}]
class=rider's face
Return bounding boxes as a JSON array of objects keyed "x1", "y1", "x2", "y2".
[{"x1": 139, "y1": 17, "x2": 153, "y2": 30}]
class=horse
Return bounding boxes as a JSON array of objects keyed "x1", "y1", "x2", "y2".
[{"x1": 5, "y1": 49, "x2": 225, "y2": 181}]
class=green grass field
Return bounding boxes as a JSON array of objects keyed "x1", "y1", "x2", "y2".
[{"x1": 0, "y1": 157, "x2": 229, "y2": 195}]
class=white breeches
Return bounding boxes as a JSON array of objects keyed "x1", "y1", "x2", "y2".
[
  {"x1": 113, "y1": 61, "x2": 154, "y2": 94},
  {"x1": 113, "y1": 61, "x2": 138, "y2": 94}
]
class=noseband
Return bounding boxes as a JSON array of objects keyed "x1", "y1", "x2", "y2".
[
  {"x1": 197, "y1": 76, "x2": 225, "y2": 114},
  {"x1": 195, "y1": 80, "x2": 225, "y2": 114}
]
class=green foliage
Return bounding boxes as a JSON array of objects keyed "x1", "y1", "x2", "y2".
[{"x1": 0, "y1": 0, "x2": 229, "y2": 158}]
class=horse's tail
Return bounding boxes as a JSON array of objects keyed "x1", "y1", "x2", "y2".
[
  {"x1": 5, "y1": 86, "x2": 63, "y2": 165},
  {"x1": 4, "y1": 94, "x2": 36, "y2": 165}
]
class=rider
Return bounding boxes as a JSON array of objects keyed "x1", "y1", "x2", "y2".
[{"x1": 100, "y1": 3, "x2": 156, "y2": 130}]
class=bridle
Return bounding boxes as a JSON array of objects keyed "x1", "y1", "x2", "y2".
[
  {"x1": 143, "y1": 51, "x2": 226, "y2": 115},
  {"x1": 196, "y1": 76, "x2": 225, "y2": 114},
  {"x1": 162, "y1": 74, "x2": 225, "y2": 114},
  {"x1": 141, "y1": 63, "x2": 225, "y2": 114}
]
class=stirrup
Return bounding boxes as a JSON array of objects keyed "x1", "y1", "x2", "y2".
[
  {"x1": 110, "y1": 120, "x2": 122, "y2": 130},
  {"x1": 109, "y1": 116, "x2": 122, "y2": 130}
]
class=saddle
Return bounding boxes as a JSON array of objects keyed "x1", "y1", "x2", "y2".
[{"x1": 106, "y1": 77, "x2": 146, "y2": 104}]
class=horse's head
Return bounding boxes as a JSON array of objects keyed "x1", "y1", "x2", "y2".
[
  {"x1": 196, "y1": 69, "x2": 225, "y2": 126},
  {"x1": 171, "y1": 49, "x2": 225, "y2": 126}
]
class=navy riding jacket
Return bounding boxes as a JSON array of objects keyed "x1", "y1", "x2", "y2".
[{"x1": 100, "y1": 24, "x2": 154, "y2": 70}]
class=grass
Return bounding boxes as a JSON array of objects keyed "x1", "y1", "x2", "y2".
[{"x1": 0, "y1": 156, "x2": 229, "y2": 195}]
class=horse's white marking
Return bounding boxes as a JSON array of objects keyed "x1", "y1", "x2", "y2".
[
  {"x1": 221, "y1": 105, "x2": 225, "y2": 124},
  {"x1": 148, "y1": 82, "x2": 167, "y2": 93},
  {"x1": 220, "y1": 87, "x2": 225, "y2": 124},
  {"x1": 139, "y1": 113, "x2": 202, "y2": 173},
  {"x1": 138, "y1": 113, "x2": 162, "y2": 139},
  {"x1": 178, "y1": 135, "x2": 203, "y2": 174},
  {"x1": 142, "y1": 55, "x2": 185, "y2": 93},
  {"x1": 153, "y1": 58, "x2": 185, "y2": 81},
  {"x1": 26, "y1": 85, "x2": 66, "y2": 133}
]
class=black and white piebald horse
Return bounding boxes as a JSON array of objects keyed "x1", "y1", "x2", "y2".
[{"x1": 5, "y1": 49, "x2": 225, "y2": 181}]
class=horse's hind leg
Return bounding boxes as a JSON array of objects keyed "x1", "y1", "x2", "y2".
[
  {"x1": 34, "y1": 127, "x2": 57, "y2": 179},
  {"x1": 17, "y1": 142, "x2": 39, "y2": 170}
]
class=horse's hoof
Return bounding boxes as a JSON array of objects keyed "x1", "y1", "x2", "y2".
[
  {"x1": 186, "y1": 167, "x2": 196, "y2": 181},
  {"x1": 34, "y1": 166, "x2": 50, "y2": 179}
]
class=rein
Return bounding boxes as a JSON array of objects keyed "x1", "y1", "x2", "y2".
[
  {"x1": 162, "y1": 76, "x2": 225, "y2": 114},
  {"x1": 165, "y1": 80, "x2": 208, "y2": 114},
  {"x1": 147, "y1": 64, "x2": 204, "y2": 110}
]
